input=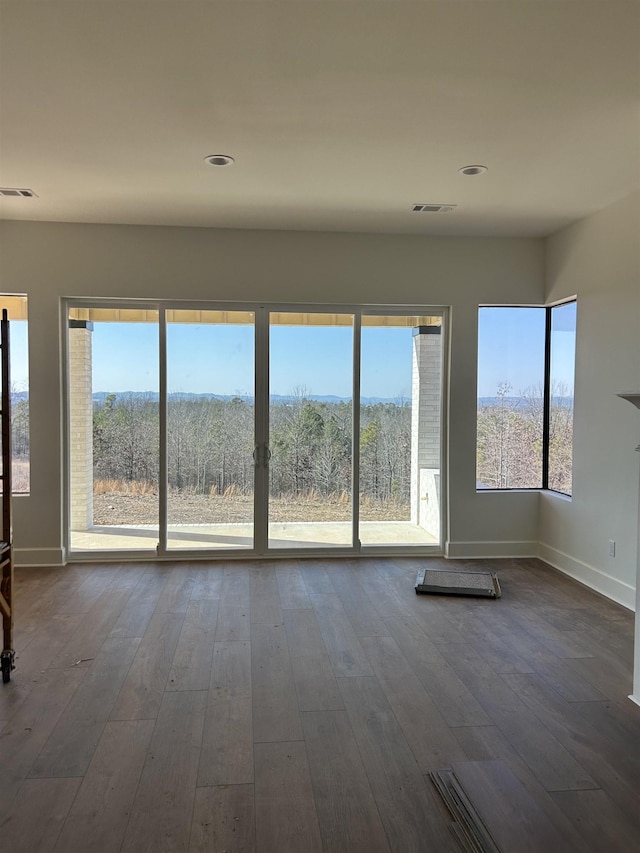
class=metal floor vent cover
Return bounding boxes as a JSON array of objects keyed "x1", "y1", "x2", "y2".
[{"x1": 415, "y1": 569, "x2": 501, "y2": 598}]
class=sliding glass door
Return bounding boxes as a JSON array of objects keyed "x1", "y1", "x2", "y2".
[
  {"x1": 268, "y1": 312, "x2": 354, "y2": 549},
  {"x1": 67, "y1": 302, "x2": 444, "y2": 556},
  {"x1": 166, "y1": 310, "x2": 255, "y2": 550},
  {"x1": 360, "y1": 315, "x2": 443, "y2": 547},
  {"x1": 69, "y1": 308, "x2": 160, "y2": 551}
]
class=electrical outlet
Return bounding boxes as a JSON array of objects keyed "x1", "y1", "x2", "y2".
[{"x1": 608, "y1": 540, "x2": 616, "y2": 557}]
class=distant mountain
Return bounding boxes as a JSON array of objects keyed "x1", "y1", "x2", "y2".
[
  {"x1": 269, "y1": 394, "x2": 409, "y2": 406},
  {"x1": 478, "y1": 395, "x2": 573, "y2": 407},
  {"x1": 92, "y1": 391, "x2": 410, "y2": 406},
  {"x1": 14, "y1": 390, "x2": 574, "y2": 408}
]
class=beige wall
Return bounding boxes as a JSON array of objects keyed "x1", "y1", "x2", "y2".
[
  {"x1": 0, "y1": 219, "x2": 544, "y2": 564},
  {"x1": 541, "y1": 190, "x2": 640, "y2": 609}
]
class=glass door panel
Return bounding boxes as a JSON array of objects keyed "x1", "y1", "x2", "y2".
[
  {"x1": 268, "y1": 313, "x2": 354, "y2": 549},
  {"x1": 166, "y1": 310, "x2": 255, "y2": 550},
  {"x1": 360, "y1": 314, "x2": 443, "y2": 547},
  {"x1": 69, "y1": 308, "x2": 160, "y2": 551}
]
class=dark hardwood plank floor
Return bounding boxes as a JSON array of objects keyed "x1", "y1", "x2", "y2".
[
  {"x1": 52, "y1": 719, "x2": 155, "y2": 853},
  {"x1": 199, "y1": 639, "x2": 253, "y2": 787},
  {"x1": 189, "y1": 782, "x2": 256, "y2": 853},
  {"x1": 0, "y1": 556, "x2": 638, "y2": 852}
]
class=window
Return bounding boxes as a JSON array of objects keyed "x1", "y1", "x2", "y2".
[
  {"x1": 547, "y1": 301, "x2": 576, "y2": 494},
  {"x1": 0, "y1": 295, "x2": 29, "y2": 494},
  {"x1": 477, "y1": 300, "x2": 576, "y2": 496},
  {"x1": 66, "y1": 300, "x2": 446, "y2": 555}
]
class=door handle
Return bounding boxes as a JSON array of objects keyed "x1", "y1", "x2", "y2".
[
  {"x1": 252, "y1": 445, "x2": 261, "y2": 467},
  {"x1": 264, "y1": 444, "x2": 272, "y2": 467}
]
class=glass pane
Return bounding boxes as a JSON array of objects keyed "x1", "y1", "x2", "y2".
[
  {"x1": 69, "y1": 309, "x2": 159, "y2": 551},
  {"x1": 477, "y1": 307, "x2": 545, "y2": 489},
  {"x1": 269, "y1": 313, "x2": 353, "y2": 548},
  {"x1": 9, "y1": 321, "x2": 29, "y2": 493},
  {"x1": 0, "y1": 297, "x2": 30, "y2": 494},
  {"x1": 360, "y1": 316, "x2": 442, "y2": 547},
  {"x1": 167, "y1": 313, "x2": 255, "y2": 549},
  {"x1": 548, "y1": 302, "x2": 576, "y2": 494}
]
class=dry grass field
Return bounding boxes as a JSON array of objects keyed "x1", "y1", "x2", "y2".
[{"x1": 93, "y1": 482, "x2": 411, "y2": 525}]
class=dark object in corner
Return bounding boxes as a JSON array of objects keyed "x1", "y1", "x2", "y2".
[{"x1": 415, "y1": 568, "x2": 501, "y2": 598}]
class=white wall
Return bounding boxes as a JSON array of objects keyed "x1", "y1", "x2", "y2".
[
  {"x1": 541, "y1": 191, "x2": 640, "y2": 609},
  {"x1": 0, "y1": 220, "x2": 544, "y2": 565}
]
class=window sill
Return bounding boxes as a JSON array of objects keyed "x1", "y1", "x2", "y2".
[
  {"x1": 476, "y1": 488, "x2": 541, "y2": 494},
  {"x1": 476, "y1": 488, "x2": 572, "y2": 503},
  {"x1": 541, "y1": 489, "x2": 572, "y2": 503}
]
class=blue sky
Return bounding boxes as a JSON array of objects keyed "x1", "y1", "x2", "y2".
[
  {"x1": 90, "y1": 321, "x2": 422, "y2": 399},
  {"x1": 90, "y1": 310, "x2": 576, "y2": 400},
  {"x1": 10, "y1": 306, "x2": 576, "y2": 400},
  {"x1": 477, "y1": 305, "x2": 576, "y2": 397},
  {"x1": 8, "y1": 321, "x2": 29, "y2": 390},
  {"x1": 477, "y1": 308, "x2": 545, "y2": 396}
]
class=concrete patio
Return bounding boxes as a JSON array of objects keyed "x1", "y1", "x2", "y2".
[{"x1": 70, "y1": 520, "x2": 438, "y2": 551}]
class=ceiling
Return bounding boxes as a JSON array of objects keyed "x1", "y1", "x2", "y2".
[{"x1": 1, "y1": 1, "x2": 639, "y2": 237}]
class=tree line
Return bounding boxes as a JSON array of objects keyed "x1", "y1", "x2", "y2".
[
  {"x1": 91, "y1": 392, "x2": 413, "y2": 503},
  {"x1": 476, "y1": 382, "x2": 573, "y2": 493},
  {"x1": 11, "y1": 382, "x2": 572, "y2": 499},
  {"x1": 91, "y1": 384, "x2": 573, "y2": 498},
  {"x1": 10, "y1": 396, "x2": 30, "y2": 460}
]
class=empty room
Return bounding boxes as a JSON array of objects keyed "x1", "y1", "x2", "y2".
[{"x1": 0, "y1": 2, "x2": 639, "y2": 851}]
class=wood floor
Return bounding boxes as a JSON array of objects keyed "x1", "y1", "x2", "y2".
[{"x1": 0, "y1": 557, "x2": 638, "y2": 852}]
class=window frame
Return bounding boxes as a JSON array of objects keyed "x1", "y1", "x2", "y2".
[
  {"x1": 0, "y1": 294, "x2": 30, "y2": 496},
  {"x1": 63, "y1": 297, "x2": 450, "y2": 560},
  {"x1": 477, "y1": 298, "x2": 576, "y2": 497},
  {"x1": 545, "y1": 299, "x2": 577, "y2": 496}
]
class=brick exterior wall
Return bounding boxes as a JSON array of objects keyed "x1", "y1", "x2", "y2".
[
  {"x1": 69, "y1": 324, "x2": 93, "y2": 530},
  {"x1": 410, "y1": 327, "x2": 442, "y2": 536}
]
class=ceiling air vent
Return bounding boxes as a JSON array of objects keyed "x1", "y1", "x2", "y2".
[
  {"x1": 412, "y1": 203, "x2": 456, "y2": 213},
  {"x1": 0, "y1": 188, "x2": 38, "y2": 198}
]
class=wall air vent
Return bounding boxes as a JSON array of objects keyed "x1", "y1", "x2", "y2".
[
  {"x1": 412, "y1": 204, "x2": 456, "y2": 213},
  {"x1": 0, "y1": 188, "x2": 38, "y2": 198}
]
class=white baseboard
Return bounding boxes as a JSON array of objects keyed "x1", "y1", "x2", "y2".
[
  {"x1": 629, "y1": 694, "x2": 640, "y2": 708},
  {"x1": 10, "y1": 542, "x2": 637, "y2": 613},
  {"x1": 445, "y1": 540, "x2": 538, "y2": 559},
  {"x1": 14, "y1": 547, "x2": 66, "y2": 568},
  {"x1": 537, "y1": 542, "x2": 635, "y2": 611}
]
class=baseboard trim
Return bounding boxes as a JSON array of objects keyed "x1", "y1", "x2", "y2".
[
  {"x1": 14, "y1": 547, "x2": 66, "y2": 568},
  {"x1": 9, "y1": 542, "x2": 637, "y2": 612},
  {"x1": 445, "y1": 540, "x2": 538, "y2": 559},
  {"x1": 537, "y1": 542, "x2": 635, "y2": 611},
  {"x1": 629, "y1": 694, "x2": 640, "y2": 708}
]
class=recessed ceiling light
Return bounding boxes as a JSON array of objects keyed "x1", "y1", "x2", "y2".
[
  {"x1": 205, "y1": 154, "x2": 235, "y2": 167},
  {"x1": 458, "y1": 165, "x2": 487, "y2": 176}
]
